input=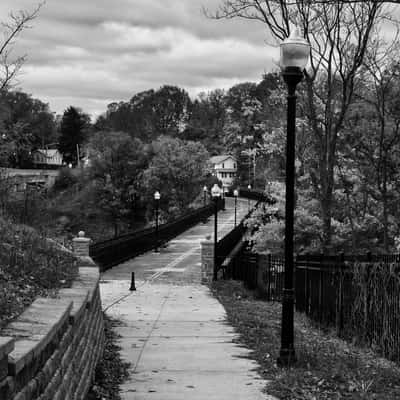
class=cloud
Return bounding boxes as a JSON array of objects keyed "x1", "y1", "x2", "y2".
[{"x1": 0, "y1": 0, "x2": 276, "y2": 117}]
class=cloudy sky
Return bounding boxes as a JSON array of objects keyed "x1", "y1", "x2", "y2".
[{"x1": 0, "y1": 0, "x2": 278, "y2": 118}]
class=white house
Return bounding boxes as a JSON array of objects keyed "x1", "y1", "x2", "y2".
[
  {"x1": 209, "y1": 155, "x2": 237, "y2": 189},
  {"x1": 32, "y1": 149, "x2": 63, "y2": 168}
]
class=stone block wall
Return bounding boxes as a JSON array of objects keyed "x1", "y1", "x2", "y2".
[{"x1": 0, "y1": 234, "x2": 104, "y2": 400}]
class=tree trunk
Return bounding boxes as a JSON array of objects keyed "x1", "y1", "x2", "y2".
[
  {"x1": 382, "y1": 159, "x2": 389, "y2": 252},
  {"x1": 321, "y1": 195, "x2": 332, "y2": 252}
]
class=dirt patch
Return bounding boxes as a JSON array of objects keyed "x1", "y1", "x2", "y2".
[{"x1": 86, "y1": 315, "x2": 131, "y2": 400}]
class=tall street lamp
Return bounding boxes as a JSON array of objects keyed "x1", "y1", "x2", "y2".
[
  {"x1": 211, "y1": 183, "x2": 222, "y2": 281},
  {"x1": 203, "y1": 185, "x2": 208, "y2": 206},
  {"x1": 247, "y1": 184, "x2": 251, "y2": 212},
  {"x1": 233, "y1": 188, "x2": 239, "y2": 227},
  {"x1": 154, "y1": 191, "x2": 161, "y2": 252},
  {"x1": 278, "y1": 26, "x2": 310, "y2": 367}
]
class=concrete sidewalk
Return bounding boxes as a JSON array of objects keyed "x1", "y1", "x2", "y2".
[{"x1": 100, "y1": 198, "x2": 275, "y2": 399}]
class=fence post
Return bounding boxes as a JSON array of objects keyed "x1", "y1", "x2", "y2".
[
  {"x1": 294, "y1": 253, "x2": 298, "y2": 310},
  {"x1": 256, "y1": 254, "x2": 265, "y2": 298},
  {"x1": 305, "y1": 253, "x2": 310, "y2": 316},
  {"x1": 318, "y1": 252, "x2": 324, "y2": 323},
  {"x1": 336, "y1": 252, "x2": 345, "y2": 336},
  {"x1": 267, "y1": 253, "x2": 272, "y2": 301},
  {"x1": 201, "y1": 235, "x2": 214, "y2": 284},
  {"x1": 253, "y1": 253, "x2": 258, "y2": 289}
]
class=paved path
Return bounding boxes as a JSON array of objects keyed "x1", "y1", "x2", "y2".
[{"x1": 100, "y1": 198, "x2": 274, "y2": 399}]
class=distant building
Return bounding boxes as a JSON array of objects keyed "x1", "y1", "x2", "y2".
[
  {"x1": 1, "y1": 168, "x2": 60, "y2": 192},
  {"x1": 32, "y1": 149, "x2": 63, "y2": 168},
  {"x1": 209, "y1": 155, "x2": 237, "y2": 189}
]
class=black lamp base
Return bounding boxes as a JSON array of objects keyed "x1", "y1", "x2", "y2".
[{"x1": 277, "y1": 348, "x2": 297, "y2": 367}]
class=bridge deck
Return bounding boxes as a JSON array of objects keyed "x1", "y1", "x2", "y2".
[{"x1": 100, "y1": 198, "x2": 275, "y2": 400}]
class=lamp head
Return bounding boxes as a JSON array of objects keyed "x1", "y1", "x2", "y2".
[
  {"x1": 247, "y1": 184, "x2": 251, "y2": 190},
  {"x1": 154, "y1": 191, "x2": 161, "y2": 200},
  {"x1": 280, "y1": 26, "x2": 310, "y2": 71},
  {"x1": 211, "y1": 184, "x2": 222, "y2": 198},
  {"x1": 203, "y1": 185, "x2": 208, "y2": 192},
  {"x1": 233, "y1": 189, "x2": 239, "y2": 197}
]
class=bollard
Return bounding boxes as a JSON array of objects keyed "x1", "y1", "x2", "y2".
[{"x1": 129, "y1": 272, "x2": 136, "y2": 291}]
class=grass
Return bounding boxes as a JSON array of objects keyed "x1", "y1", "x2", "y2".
[
  {"x1": 211, "y1": 280, "x2": 400, "y2": 400},
  {"x1": 86, "y1": 315, "x2": 131, "y2": 400},
  {"x1": 0, "y1": 217, "x2": 77, "y2": 330}
]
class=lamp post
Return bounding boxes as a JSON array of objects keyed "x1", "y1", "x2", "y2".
[
  {"x1": 211, "y1": 184, "x2": 222, "y2": 281},
  {"x1": 233, "y1": 189, "x2": 239, "y2": 227},
  {"x1": 277, "y1": 26, "x2": 310, "y2": 367},
  {"x1": 247, "y1": 184, "x2": 251, "y2": 212},
  {"x1": 203, "y1": 185, "x2": 208, "y2": 206},
  {"x1": 154, "y1": 191, "x2": 161, "y2": 252}
]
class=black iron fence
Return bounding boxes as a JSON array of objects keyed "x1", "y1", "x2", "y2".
[
  {"x1": 214, "y1": 200, "x2": 263, "y2": 277},
  {"x1": 226, "y1": 187, "x2": 275, "y2": 204},
  {"x1": 90, "y1": 200, "x2": 224, "y2": 270},
  {"x1": 295, "y1": 253, "x2": 400, "y2": 362},
  {"x1": 224, "y1": 248, "x2": 285, "y2": 299},
  {"x1": 215, "y1": 221, "x2": 246, "y2": 275},
  {"x1": 228, "y1": 250, "x2": 400, "y2": 362}
]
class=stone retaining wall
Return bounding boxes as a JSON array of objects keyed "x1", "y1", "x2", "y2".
[{"x1": 0, "y1": 233, "x2": 104, "y2": 400}]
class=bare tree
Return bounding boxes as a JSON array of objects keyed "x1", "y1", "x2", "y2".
[
  {"x1": 0, "y1": 3, "x2": 43, "y2": 91},
  {"x1": 209, "y1": 0, "x2": 398, "y2": 250}
]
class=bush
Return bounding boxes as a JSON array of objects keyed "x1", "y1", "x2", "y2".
[
  {"x1": 0, "y1": 217, "x2": 77, "y2": 330},
  {"x1": 53, "y1": 167, "x2": 79, "y2": 191}
]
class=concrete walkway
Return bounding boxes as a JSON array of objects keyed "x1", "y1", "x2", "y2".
[{"x1": 100, "y1": 198, "x2": 275, "y2": 399}]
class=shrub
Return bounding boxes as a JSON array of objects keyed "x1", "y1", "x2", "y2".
[
  {"x1": 0, "y1": 217, "x2": 77, "y2": 330},
  {"x1": 53, "y1": 167, "x2": 79, "y2": 191}
]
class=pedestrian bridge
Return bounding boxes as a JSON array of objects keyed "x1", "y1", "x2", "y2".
[{"x1": 100, "y1": 197, "x2": 276, "y2": 399}]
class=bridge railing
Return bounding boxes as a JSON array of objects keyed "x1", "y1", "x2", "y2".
[
  {"x1": 225, "y1": 187, "x2": 275, "y2": 204},
  {"x1": 214, "y1": 200, "x2": 263, "y2": 277},
  {"x1": 90, "y1": 200, "x2": 224, "y2": 270}
]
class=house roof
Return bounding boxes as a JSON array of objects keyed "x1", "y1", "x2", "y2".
[
  {"x1": 209, "y1": 155, "x2": 235, "y2": 164},
  {"x1": 34, "y1": 149, "x2": 61, "y2": 158}
]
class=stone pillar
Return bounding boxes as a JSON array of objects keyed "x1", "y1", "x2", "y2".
[
  {"x1": 72, "y1": 231, "x2": 91, "y2": 257},
  {"x1": 201, "y1": 235, "x2": 214, "y2": 284}
]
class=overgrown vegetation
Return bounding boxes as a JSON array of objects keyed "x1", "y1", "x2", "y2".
[
  {"x1": 86, "y1": 316, "x2": 130, "y2": 400},
  {"x1": 0, "y1": 217, "x2": 77, "y2": 330},
  {"x1": 350, "y1": 261, "x2": 400, "y2": 361},
  {"x1": 9, "y1": 134, "x2": 212, "y2": 242},
  {"x1": 212, "y1": 280, "x2": 400, "y2": 400}
]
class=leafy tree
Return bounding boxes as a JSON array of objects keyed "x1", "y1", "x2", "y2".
[
  {"x1": 86, "y1": 131, "x2": 149, "y2": 236},
  {"x1": 143, "y1": 136, "x2": 210, "y2": 217},
  {"x1": 0, "y1": 91, "x2": 57, "y2": 167},
  {"x1": 211, "y1": 0, "x2": 394, "y2": 250},
  {"x1": 58, "y1": 106, "x2": 90, "y2": 165},
  {"x1": 221, "y1": 76, "x2": 287, "y2": 187},
  {"x1": 337, "y1": 55, "x2": 400, "y2": 251},
  {"x1": 95, "y1": 85, "x2": 191, "y2": 142},
  {"x1": 183, "y1": 89, "x2": 227, "y2": 153}
]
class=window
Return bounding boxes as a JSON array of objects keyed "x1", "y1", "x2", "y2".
[{"x1": 222, "y1": 163, "x2": 225, "y2": 168}]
